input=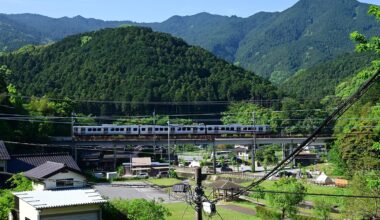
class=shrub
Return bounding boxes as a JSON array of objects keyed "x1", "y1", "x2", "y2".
[{"x1": 256, "y1": 206, "x2": 281, "y2": 220}]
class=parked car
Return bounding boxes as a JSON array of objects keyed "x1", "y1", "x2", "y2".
[
  {"x1": 136, "y1": 172, "x2": 149, "y2": 178},
  {"x1": 275, "y1": 171, "x2": 295, "y2": 178},
  {"x1": 156, "y1": 171, "x2": 168, "y2": 178},
  {"x1": 221, "y1": 166, "x2": 233, "y2": 172}
]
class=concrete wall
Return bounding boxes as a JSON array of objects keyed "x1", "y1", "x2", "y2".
[
  {"x1": 40, "y1": 204, "x2": 101, "y2": 216},
  {"x1": 18, "y1": 199, "x2": 39, "y2": 220}
]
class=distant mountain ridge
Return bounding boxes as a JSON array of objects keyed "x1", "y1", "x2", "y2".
[{"x1": 0, "y1": 0, "x2": 379, "y2": 82}]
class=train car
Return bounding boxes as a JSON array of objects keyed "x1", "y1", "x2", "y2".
[
  {"x1": 173, "y1": 125, "x2": 206, "y2": 135},
  {"x1": 73, "y1": 124, "x2": 271, "y2": 136}
]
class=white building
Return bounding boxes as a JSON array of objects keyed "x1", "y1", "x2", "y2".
[
  {"x1": 12, "y1": 189, "x2": 106, "y2": 220},
  {"x1": 233, "y1": 145, "x2": 249, "y2": 161},
  {"x1": 24, "y1": 161, "x2": 87, "y2": 190}
]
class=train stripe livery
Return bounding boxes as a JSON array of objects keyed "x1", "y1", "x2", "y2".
[{"x1": 73, "y1": 124, "x2": 270, "y2": 136}]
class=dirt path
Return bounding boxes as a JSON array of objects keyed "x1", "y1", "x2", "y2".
[{"x1": 219, "y1": 205, "x2": 257, "y2": 216}]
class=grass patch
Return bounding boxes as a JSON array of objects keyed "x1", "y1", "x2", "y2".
[
  {"x1": 164, "y1": 202, "x2": 260, "y2": 220},
  {"x1": 146, "y1": 178, "x2": 182, "y2": 186}
]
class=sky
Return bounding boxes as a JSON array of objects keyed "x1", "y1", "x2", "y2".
[{"x1": 1, "y1": 0, "x2": 379, "y2": 22}]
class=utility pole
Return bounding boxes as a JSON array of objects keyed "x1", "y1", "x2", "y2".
[
  {"x1": 167, "y1": 120, "x2": 171, "y2": 171},
  {"x1": 194, "y1": 167, "x2": 204, "y2": 220},
  {"x1": 251, "y1": 111, "x2": 256, "y2": 172},
  {"x1": 212, "y1": 142, "x2": 216, "y2": 174},
  {"x1": 71, "y1": 112, "x2": 77, "y2": 163},
  {"x1": 153, "y1": 110, "x2": 156, "y2": 159}
]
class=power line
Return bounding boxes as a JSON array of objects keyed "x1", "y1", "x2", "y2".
[{"x1": 249, "y1": 189, "x2": 380, "y2": 199}]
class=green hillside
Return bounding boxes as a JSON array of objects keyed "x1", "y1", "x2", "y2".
[
  {"x1": 1, "y1": 0, "x2": 379, "y2": 83},
  {"x1": 280, "y1": 52, "x2": 380, "y2": 106},
  {"x1": 235, "y1": 0, "x2": 380, "y2": 82},
  {"x1": 0, "y1": 26, "x2": 277, "y2": 115}
]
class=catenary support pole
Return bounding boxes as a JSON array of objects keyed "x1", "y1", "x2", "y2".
[{"x1": 195, "y1": 167, "x2": 204, "y2": 220}]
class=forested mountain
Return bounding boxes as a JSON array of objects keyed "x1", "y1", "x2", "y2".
[
  {"x1": 280, "y1": 52, "x2": 380, "y2": 106},
  {"x1": 1, "y1": 0, "x2": 379, "y2": 83},
  {"x1": 0, "y1": 26, "x2": 277, "y2": 115},
  {"x1": 0, "y1": 13, "x2": 131, "y2": 51}
]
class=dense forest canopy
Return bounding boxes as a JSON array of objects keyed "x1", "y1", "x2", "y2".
[{"x1": 0, "y1": 26, "x2": 277, "y2": 115}]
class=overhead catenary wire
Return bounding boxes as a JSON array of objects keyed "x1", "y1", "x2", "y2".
[{"x1": 209, "y1": 69, "x2": 380, "y2": 203}]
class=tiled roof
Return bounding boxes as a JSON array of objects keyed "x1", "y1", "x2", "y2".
[
  {"x1": 0, "y1": 141, "x2": 10, "y2": 160},
  {"x1": 24, "y1": 161, "x2": 80, "y2": 179},
  {"x1": 208, "y1": 180, "x2": 241, "y2": 190},
  {"x1": 13, "y1": 189, "x2": 106, "y2": 209},
  {"x1": 8, "y1": 153, "x2": 80, "y2": 173}
]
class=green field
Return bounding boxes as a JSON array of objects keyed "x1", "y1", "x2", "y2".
[{"x1": 164, "y1": 202, "x2": 259, "y2": 220}]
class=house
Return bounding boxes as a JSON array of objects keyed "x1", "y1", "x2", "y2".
[
  {"x1": 233, "y1": 145, "x2": 249, "y2": 161},
  {"x1": 12, "y1": 189, "x2": 106, "y2": 220},
  {"x1": 123, "y1": 157, "x2": 169, "y2": 176},
  {"x1": 7, "y1": 152, "x2": 80, "y2": 174},
  {"x1": 24, "y1": 161, "x2": 86, "y2": 191},
  {"x1": 294, "y1": 151, "x2": 319, "y2": 166},
  {"x1": 0, "y1": 140, "x2": 10, "y2": 172}
]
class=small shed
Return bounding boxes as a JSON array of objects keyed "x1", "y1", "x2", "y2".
[
  {"x1": 12, "y1": 189, "x2": 106, "y2": 220},
  {"x1": 315, "y1": 172, "x2": 334, "y2": 185},
  {"x1": 209, "y1": 180, "x2": 241, "y2": 201}
]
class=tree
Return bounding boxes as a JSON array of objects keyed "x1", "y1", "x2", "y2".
[
  {"x1": 0, "y1": 174, "x2": 32, "y2": 219},
  {"x1": 103, "y1": 199, "x2": 171, "y2": 220},
  {"x1": 266, "y1": 178, "x2": 306, "y2": 219},
  {"x1": 249, "y1": 185, "x2": 266, "y2": 202},
  {"x1": 313, "y1": 199, "x2": 332, "y2": 220},
  {"x1": 344, "y1": 171, "x2": 380, "y2": 219}
]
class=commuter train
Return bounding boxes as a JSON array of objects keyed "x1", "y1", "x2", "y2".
[{"x1": 73, "y1": 124, "x2": 270, "y2": 136}]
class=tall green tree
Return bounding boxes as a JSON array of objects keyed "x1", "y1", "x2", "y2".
[{"x1": 266, "y1": 178, "x2": 306, "y2": 219}]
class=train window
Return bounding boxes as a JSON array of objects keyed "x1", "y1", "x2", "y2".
[
  {"x1": 97, "y1": 128, "x2": 101, "y2": 131},
  {"x1": 171, "y1": 128, "x2": 175, "y2": 131},
  {"x1": 187, "y1": 128, "x2": 191, "y2": 131},
  {"x1": 177, "y1": 128, "x2": 181, "y2": 131},
  {"x1": 133, "y1": 128, "x2": 138, "y2": 131},
  {"x1": 87, "y1": 128, "x2": 92, "y2": 132},
  {"x1": 164, "y1": 128, "x2": 168, "y2": 131},
  {"x1": 115, "y1": 128, "x2": 119, "y2": 131},
  {"x1": 160, "y1": 128, "x2": 164, "y2": 131},
  {"x1": 155, "y1": 128, "x2": 159, "y2": 131},
  {"x1": 74, "y1": 128, "x2": 78, "y2": 131},
  {"x1": 194, "y1": 127, "x2": 198, "y2": 131},
  {"x1": 259, "y1": 127, "x2": 263, "y2": 131},
  {"x1": 127, "y1": 128, "x2": 130, "y2": 131},
  {"x1": 81, "y1": 128, "x2": 85, "y2": 132},
  {"x1": 111, "y1": 128, "x2": 114, "y2": 131},
  {"x1": 208, "y1": 127, "x2": 212, "y2": 131},
  {"x1": 120, "y1": 128, "x2": 124, "y2": 131},
  {"x1": 231, "y1": 127, "x2": 235, "y2": 131},
  {"x1": 200, "y1": 127, "x2": 204, "y2": 131},
  {"x1": 226, "y1": 127, "x2": 230, "y2": 131},
  {"x1": 104, "y1": 128, "x2": 108, "y2": 132},
  {"x1": 148, "y1": 128, "x2": 152, "y2": 131},
  {"x1": 142, "y1": 128, "x2": 146, "y2": 131},
  {"x1": 221, "y1": 127, "x2": 225, "y2": 131},
  {"x1": 243, "y1": 127, "x2": 247, "y2": 131}
]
